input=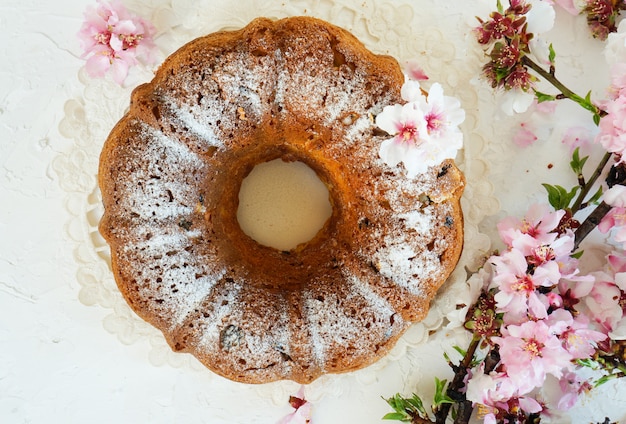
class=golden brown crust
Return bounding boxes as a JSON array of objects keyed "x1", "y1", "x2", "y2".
[{"x1": 99, "y1": 16, "x2": 465, "y2": 384}]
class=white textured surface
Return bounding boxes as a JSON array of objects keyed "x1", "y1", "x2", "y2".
[{"x1": 1, "y1": 0, "x2": 625, "y2": 423}]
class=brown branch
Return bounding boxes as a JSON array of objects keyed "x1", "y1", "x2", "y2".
[
  {"x1": 571, "y1": 152, "x2": 613, "y2": 214},
  {"x1": 435, "y1": 337, "x2": 481, "y2": 424},
  {"x1": 521, "y1": 55, "x2": 607, "y2": 118},
  {"x1": 412, "y1": 416, "x2": 435, "y2": 424},
  {"x1": 573, "y1": 201, "x2": 612, "y2": 250}
]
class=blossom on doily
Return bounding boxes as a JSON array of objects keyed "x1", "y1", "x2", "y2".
[
  {"x1": 513, "y1": 101, "x2": 556, "y2": 147},
  {"x1": 78, "y1": 0, "x2": 156, "y2": 84},
  {"x1": 513, "y1": 122, "x2": 539, "y2": 147},
  {"x1": 278, "y1": 386, "x2": 312, "y2": 424},
  {"x1": 376, "y1": 77, "x2": 464, "y2": 177},
  {"x1": 404, "y1": 58, "x2": 429, "y2": 81}
]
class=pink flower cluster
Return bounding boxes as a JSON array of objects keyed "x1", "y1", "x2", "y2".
[
  {"x1": 597, "y1": 87, "x2": 626, "y2": 166},
  {"x1": 466, "y1": 204, "x2": 610, "y2": 422},
  {"x1": 78, "y1": 0, "x2": 156, "y2": 84},
  {"x1": 375, "y1": 64, "x2": 464, "y2": 177},
  {"x1": 599, "y1": 185, "x2": 626, "y2": 250},
  {"x1": 586, "y1": 253, "x2": 626, "y2": 340}
]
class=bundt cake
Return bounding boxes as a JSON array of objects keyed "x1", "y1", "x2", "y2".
[{"x1": 98, "y1": 16, "x2": 465, "y2": 384}]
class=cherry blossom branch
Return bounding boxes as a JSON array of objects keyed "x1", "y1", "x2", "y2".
[
  {"x1": 574, "y1": 201, "x2": 613, "y2": 249},
  {"x1": 435, "y1": 337, "x2": 481, "y2": 424},
  {"x1": 521, "y1": 56, "x2": 606, "y2": 120},
  {"x1": 571, "y1": 152, "x2": 613, "y2": 214}
]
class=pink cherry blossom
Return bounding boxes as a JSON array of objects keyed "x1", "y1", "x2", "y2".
[
  {"x1": 589, "y1": 253, "x2": 626, "y2": 339},
  {"x1": 495, "y1": 320, "x2": 573, "y2": 389},
  {"x1": 418, "y1": 83, "x2": 465, "y2": 140},
  {"x1": 555, "y1": 372, "x2": 593, "y2": 410},
  {"x1": 561, "y1": 126, "x2": 596, "y2": 155},
  {"x1": 596, "y1": 93, "x2": 626, "y2": 165},
  {"x1": 546, "y1": 0, "x2": 581, "y2": 15},
  {"x1": 376, "y1": 81, "x2": 464, "y2": 177},
  {"x1": 497, "y1": 204, "x2": 564, "y2": 252},
  {"x1": 78, "y1": 0, "x2": 156, "y2": 84},
  {"x1": 404, "y1": 59, "x2": 429, "y2": 81},
  {"x1": 400, "y1": 79, "x2": 424, "y2": 103},
  {"x1": 547, "y1": 309, "x2": 606, "y2": 359},
  {"x1": 490, "y1": 248, "x2": 555, "y2": 321},
  {"x1": 598, "y1": 207, "x2": 626, "y2": 249},
  {"x1": 377, "y1": 103, "x2": 430, "y2": 177},
  {"x1": 513, "y1": 122, "x2": 538, "y2": 147},
  {"x1": 604, "y1": 185, "x2": 626, "y2": 207},
  {"x1": 585, "y1": 279, "x2": 623, "y2": 335},
  {"x1": 466, "y1": 365, "x2": 543, "y2": 420},
  {"x1": 608, "y1": 252, "x2": 626, "y2": 275},
  {"x1": 277, "y1": 386, "x2": 312, "y2": 424},
  {"x1": 608, "y1": 63, "x2": 626, "y2": 100},
  {"x1": 466, "y1": 366, "x2": 526, "y2": 406}
]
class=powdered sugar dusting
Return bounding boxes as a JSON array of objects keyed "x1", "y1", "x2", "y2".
[
  {"x1": 348, "y1": 273, "x2": 399, "y2": 324},
  {"x1": 141, "y1": 121, "x2": 204, "y2": 164},
  {"x1": 240, "y1": 298, "x2": 292, "y2": 363},
  {"x1": 398, "y1": 208, "x2": 434, "y2": 234},
  {"x1": 197, "y1": 282, "x2": 243, "y2": 349},
  {"x1": 373, "y1": 232, "x2": 442, "y2": 296},
  {"x1": 166, "y1": 97, "x2": 225, "y2": 148},
  {"x1": 303, "y1": 273, "x2": 405, "y2": 369},
  {"x1": 113, "y1": 122, "x2": 203, "y2": 220},
  {"x1": 123, "y1": 231, "x2": 199, "y2": 255}
]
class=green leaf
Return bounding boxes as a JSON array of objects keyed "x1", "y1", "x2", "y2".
[
  {"x1": 452, "y1": 345, "x2": 467, "y2": 358},
  {"x1": 542, "y1": 183, "x2": 563, "y2": 210},
  {"x1": 571, "y1": 250, "x2": 584, "y2": 259},
  {"x1": 569, "y1": 147, "x2": 589, "y2": 175},
  {"x1": 382, "y1": 393, "x2": 428, "y2": 422},
  {"x1": 497, "y1": 0, "x2": 504, "y2": 14},
  {"x1": 382, "y1": 412, "x2": 411, "y2": 422},
  {"x1": 576, "y1": 358, "x2": 599, "y2": 369},
  {"x1": 433, "y1": 378, "x2": 455, "y2": 407},
  {"x1": 580, "y1": 90, "x2": 597, "y2": 113},
  {"x1": 548, "y1": 43, "x2": 556, "y2": 64},
  {"x1": 593, "y1": 112, "x2": 601, "y2": 126},
  {"x1": 594, "y1": 374, "x2": 616, "y2": 387},
  {"x1": 541, "y1": 183, "x2": 579, "y2": 210},
  {"x1": 535, "y1": 90, "x2": 557, "y2": 103},
  {"x1": 406, "y1": 395, "x2": 426, "y2": 413}
]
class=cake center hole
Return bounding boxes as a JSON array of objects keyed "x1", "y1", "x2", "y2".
[{"x1": 237, "y1": 159, "x2": 332, "y2": 251}]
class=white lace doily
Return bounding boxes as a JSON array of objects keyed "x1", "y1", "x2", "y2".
[{"x1": 54, "y1": 0, "x2": 503, "y2": 403}]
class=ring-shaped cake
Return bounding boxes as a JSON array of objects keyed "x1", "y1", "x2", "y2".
[{"x1": 98, "y1": 16, "x2": 465, "y2": 383}]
